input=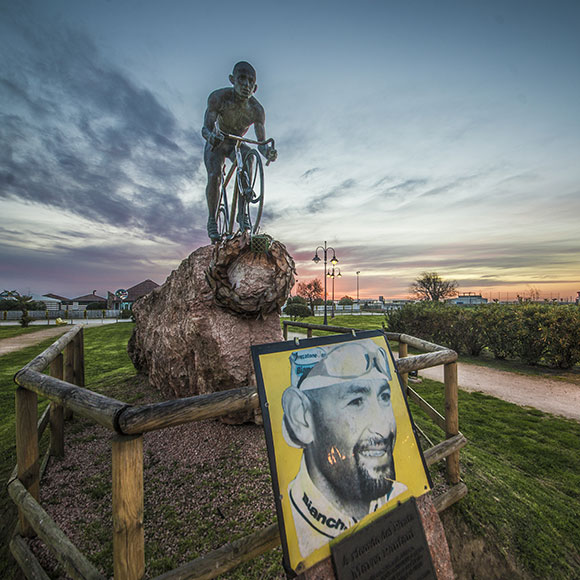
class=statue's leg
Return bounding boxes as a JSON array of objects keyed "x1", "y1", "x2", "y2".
[
  {"x1": 204, "y1": 145, "x2": 225, "y2": 241},
  {"x1": 236, "y1": 144, "x2": 253, "y2": 231}
]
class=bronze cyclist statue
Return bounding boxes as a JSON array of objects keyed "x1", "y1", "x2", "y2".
[{"x1": 202, "y1": 61, "x2": 277, "y2": 242}]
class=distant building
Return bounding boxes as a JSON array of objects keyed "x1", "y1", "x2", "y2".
[
  {"x1": 110, "y1": 279, "x2": 160, "y2": 310},
  {"x1": 43, "y1": 293, "x2": 71, "y2": 305},
  {"x1": 70, "y1": 291, "x2": 107, "y2": 310},
  {"x1": 448, "y1": 293, "x2": 488, "y2": 306},
  {"x1": 126, "y1": 279, "x2": 159, "y2": 304}
]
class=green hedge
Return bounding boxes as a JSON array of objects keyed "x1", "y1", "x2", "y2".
[{"x1": 386, "y1": 302, "x2": 580, "y2": 368}]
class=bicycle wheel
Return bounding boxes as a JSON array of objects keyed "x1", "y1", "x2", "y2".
[
  {"x1": 215, "y1": 185, "x2": 230, "y2": 238},
  {"x1": 229, "y1": 181, "x2": 239, "y2": 235},
  {"x1": 236, "y1": 149, "x2": 264, "y2": 234}
]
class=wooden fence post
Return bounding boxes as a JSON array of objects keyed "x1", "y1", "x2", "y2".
[
  {"x1": 64, "y1": 341, "x2": 74, "y2": 420},
  {"x1": 112, "y1": 434, "x2": 145, "y2": 580},
  {"x1": 15, "y1": 387, "x2": 39, "y2": 537},
  {"x1": 398, "y1": 341, "x2": 408, "y2": 391},
  {"x1": 283, "y1": 322, "x2": 288, "y2": 340},
  {"x1": 74, "y1": 328, "x2": 85, "y2": 388},
  {"x1": 49, "y1": 354, "x2": 65, "y2": 458},
  {"x1": 444, "y1": 362, "x2": 460, "y2": 484}
]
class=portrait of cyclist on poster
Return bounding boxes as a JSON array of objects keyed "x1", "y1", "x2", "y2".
[{"x1": 281, "y1": 339, "x2": 408, "y2": 558}]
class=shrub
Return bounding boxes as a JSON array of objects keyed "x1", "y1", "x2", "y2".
[
  {"x1": 519, "y1": 304, "x2": 549, "y2": 365},
  {"x1": 86, "y1": 302, "x2": 106, "y2": 310},
  {"x1": 542, "y1": 306, "x2": 580, "y2": 368},
  {"x1": 451, "y1": 307, "x2": 487, "y2": 356},
  {"x1": 283, "y1": 303, "x2": 312, "y2": 320},
  {"x1": 481, "y1": 304, "x2": 522, "y2": 360},
  {"x1": 0, "y1": 299, "x2": 46, "y2": 311},
  {"x1": 119, "y1": 309, "x2": 133, "y2": 320},
  {"x1": 386, "y1": 301, "x2": 452, "y2": 345},
  {"x1": 386, "y1": 301, "x2": 580, "y2": 367}
]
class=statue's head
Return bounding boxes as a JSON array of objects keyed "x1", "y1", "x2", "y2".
[{"x1": 229, "y1": 61, "x2": 257, "y2": 100}]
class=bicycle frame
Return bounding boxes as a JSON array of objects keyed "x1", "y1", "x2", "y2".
[{"x1": 215, "y1": 129, "x2": 274, "y2": 237}]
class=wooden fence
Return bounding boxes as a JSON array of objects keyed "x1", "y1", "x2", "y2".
[{"x1": 9, "y1": 323, "x2": 467, "y2": 580}]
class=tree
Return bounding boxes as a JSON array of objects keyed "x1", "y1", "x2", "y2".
[
  {"x1": 296, "y1": 279, "x2": 323, "y2": 313},
  {"x1": 4, "y1": 290, "x2": 34, "y2": 327},
  {"x1": 410, "y1": 272, "x2": 458, "y2": 302},
  {"x1": 339, "y1": 296, "x2": 354, "y2": 305},
  {"x1": 287, "y1": 295, "x2": 308, "y2": 306}
]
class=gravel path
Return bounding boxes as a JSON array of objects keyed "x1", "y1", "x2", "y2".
[
  {"x1": 0, "y1": 326, "x2": 70, "y2": 356},
  {"x1": 418, "y1": 363, "x2": 580, "y2": 422}
]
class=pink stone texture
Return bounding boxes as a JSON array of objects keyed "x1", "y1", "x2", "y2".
[{"x1": 128, "y1": 244, "x2": 284, "y2": 422}]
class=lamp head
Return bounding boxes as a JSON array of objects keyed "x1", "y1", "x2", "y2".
[{"x1": 312, "y1": 254, "x2": 321, "y2": 264}]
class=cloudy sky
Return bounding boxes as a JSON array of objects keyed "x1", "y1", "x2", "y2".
[{"x1": 1, "y1": 0, "x2": 579, "y2": 301}]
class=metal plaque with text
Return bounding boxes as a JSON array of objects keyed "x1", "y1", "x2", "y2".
[{"x1": 331, "y1": 497, "x2": 436, "y2": 580}]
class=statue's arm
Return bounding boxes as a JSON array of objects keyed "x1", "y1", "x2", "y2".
[
  {"x1": 202, "y1": 92, "x2": 223, "y2": 146},
  {"x1": 255, "y1": 106, "x2": 277, "y2": 162}
]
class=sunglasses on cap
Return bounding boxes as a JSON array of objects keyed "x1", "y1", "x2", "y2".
[{"x1": 297, "y1": 341, "x2": 392, "y2": 389}]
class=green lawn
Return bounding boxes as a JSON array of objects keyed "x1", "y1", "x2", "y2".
[
  {"x1": 1, "y1": 322, "x2": 579, "y2": 579},
  {"x1": 282, "y1": 314, "x2": 387, "y2": 334},
  {"x1": 408, "y1": 381, "x2": 580, "y2": 579}
]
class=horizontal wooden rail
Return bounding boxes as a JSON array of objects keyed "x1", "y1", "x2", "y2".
[
  {"x1": 384, "y1": 332, "x2": 448, "y2": 353},
  {"x1": 9, "y1": 533, "x2": 51, "y2": 580},
  {"x1": 152, "y1": 523, "x2": 281, "y2": 580},
  {"x1": 433, "y1": 483, "x2": 468, "y2": 513},
  {"x1": 396, "y1": 350, "x2": 457, "y2": 374},
  {"x1": 8, "y1": 478, "x2": 106, "y2": 580},
  {"x1": 118, "y1": 387, "x2": 259, "y2": 435},
  {"x1": 424, "y1": 434, "x2": 467, "y2": 466},
  {"x1": 19, "y1": 325, "x2": 83, "y2": 373},
  {"x1": 15, "y1": 368, "x2": 127, "y2": 432},
  {"x1": 408, "y1": 387, "x2": 447, "y2": 431}
]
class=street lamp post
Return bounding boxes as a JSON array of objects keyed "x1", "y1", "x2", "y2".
[
  {"x1": 327, "y1": 266, "x2": 341, "y2": 318},
  {"x1": 356, "y1": 271, "x2": 360, "y2": 304},
  {"x1": 312, "y1": 241, "x2": 338, "y2": 325}
]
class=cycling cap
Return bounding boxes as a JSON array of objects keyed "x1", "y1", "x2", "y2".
[{"x1": 297, "y1": 339, "x2": 392, "y2": 391}]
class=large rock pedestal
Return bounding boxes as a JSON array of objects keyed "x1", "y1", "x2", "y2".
[{"x1": 128, "y1": 236, "x2": 295, "y2": 423}]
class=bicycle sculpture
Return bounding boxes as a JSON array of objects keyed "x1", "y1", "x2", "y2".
[
  {"x1": 202, "y1": 61, "x2": 277, "y2": 243},
  {"x1": 214, "y1": 127, "x2": 275, "y2": 238}
]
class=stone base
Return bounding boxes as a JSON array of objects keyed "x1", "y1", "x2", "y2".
[{"x1": 128, "y1": 242, "x2": 292, "y2": 423}]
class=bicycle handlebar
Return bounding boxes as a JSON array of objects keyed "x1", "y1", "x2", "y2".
[{"x1": 219, "y1": 131, "x2": 275, "y2": 149}]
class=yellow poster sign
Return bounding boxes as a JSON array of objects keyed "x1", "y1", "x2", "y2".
[{"x1": 252, "y1": 330, "x2": 431, "y2": 574}]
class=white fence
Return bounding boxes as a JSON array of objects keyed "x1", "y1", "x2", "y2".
[{"x1": 1, "y1": 310, "x2": 125, "y2": 321}]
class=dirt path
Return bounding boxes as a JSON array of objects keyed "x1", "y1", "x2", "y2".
[
  {"x1": 0, "y1": 326, "x2": 70, "y2": 356},
  {"x1": 418, "y1": 363, "x2": 580, "y2": 421}
]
